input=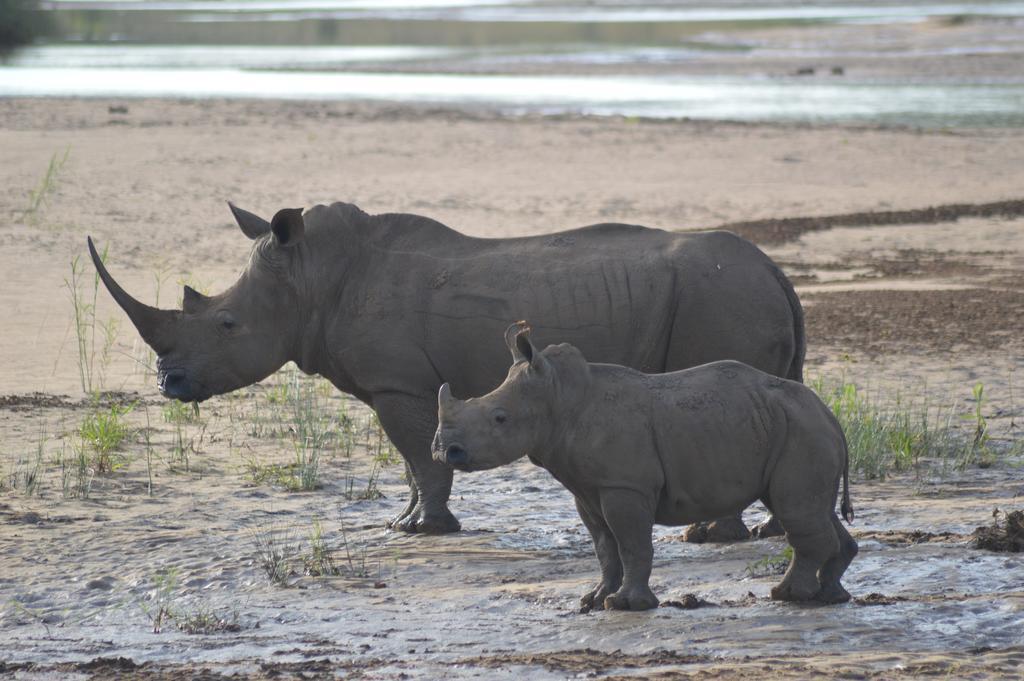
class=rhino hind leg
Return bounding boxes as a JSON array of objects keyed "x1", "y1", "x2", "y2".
[
  {"x1": 682, "y1": 514, "x2": 751, "y2": 543},
  {"x1": 770, "y1": 511, "x2": 840, "y2": 603},
  {"x1": 815, "y1": 514, "x2": 858, "y2": 604}
]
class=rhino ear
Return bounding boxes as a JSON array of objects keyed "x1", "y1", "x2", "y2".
[
  {"x1": 182, "y1": 285, "x2": 210, "y2": 314},
  {"x1": 228, "y1": 202, "x2": 271, "y2": 240},
  {"x1": 505, "y1": 320, "x2": 531, "y2": 363},
  {"x1": 514, "y1": 328, "x2": 543, "y2": 369},
  {"x1": 270, "y1": 208, "x2": 305, "y2": 247}
]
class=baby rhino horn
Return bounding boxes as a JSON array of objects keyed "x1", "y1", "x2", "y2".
[{"x1": 438, "y1": 382, "x2": 457, "y2": 409}]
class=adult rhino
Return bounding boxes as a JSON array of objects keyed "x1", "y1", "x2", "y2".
[{"x1": 88, "y1": 201, "x2": 804, "y2": 535}]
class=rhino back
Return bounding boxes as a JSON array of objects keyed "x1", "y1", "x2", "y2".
[{"x1": 307, "y1": 208, "x2": 794, "y2": 401}]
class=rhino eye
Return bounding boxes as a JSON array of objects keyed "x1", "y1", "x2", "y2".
[
  {"x1": 216, "y1": 310, "x2": 237, "y2": 332},
  {"x1": 492, "y1": 409, "x2": 508, "y2": 425}
]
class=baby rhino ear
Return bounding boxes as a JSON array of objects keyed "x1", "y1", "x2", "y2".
[
  {"x1": 515, "y1": 325, "x2": 549, "y2": 374},
  {"x1": 515, "y1": 329, "x2": 535, "y2": 364},
  {"x1": 505, "y1": 320, "x2": 531, "y2": 363},
  {"x1": 270, "y1": 208, "x2": 306, "y2": 247}
]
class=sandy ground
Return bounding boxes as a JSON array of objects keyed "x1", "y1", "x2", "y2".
[{"x1": 0, "y1": 98, "x2": 1023, "y2": 679}]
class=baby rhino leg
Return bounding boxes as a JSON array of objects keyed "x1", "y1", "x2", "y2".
[
  {"x1": 599, "y1": 488, "x2": 659, "y2": 611},
  {"x1": 575, "y1": 497, "x2": 623, "y2": 612},
  {"x1": 771, "y1": 514, "x2": 838, "y2": 603},
  {"x1": 816, "y1": 514, "x2": 858, "y2": 604}
]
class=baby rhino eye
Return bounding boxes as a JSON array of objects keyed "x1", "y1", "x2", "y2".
[{"x1": 492, "y1": 409, "x2": 508, "y2": 425}]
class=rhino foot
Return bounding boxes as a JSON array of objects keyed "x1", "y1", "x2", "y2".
[
  {"x1": 680, "y1": 522, "x2": 709, "y2": 544},
  {"x1": 603, "y1": 586, "x2": 659, "y2": 611},
  {"x1": 682, "y1": 516, "x2": 752, "y2": 543},
  {"x1": 684, "y1": 516, "x2": 749, "y2": 540},
  {"x1": 391, "y1": 505, "x2": 461, "y2": 534},
  {"x1": 815, "y1": 582, "x2": 851, "y2": 605},
  {"x1": 751, "y1": 515, "x2": 785, "y2": 540},
  {"x1": 386, "y1": 502, "x2": 417, "y2": 530},
  {"x1": 706, "y1": 516, "x2": 751, "y2": 542},
  {"x1": 579, "y1": 583, "x2": 617, "y2": 613}
]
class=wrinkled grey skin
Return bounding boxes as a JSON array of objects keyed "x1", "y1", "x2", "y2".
[
  {"x1": 434, "y1": 324, "x2": 856, "y2": 611},
  {"x1": 88, "y1": 201, "x2": 805, "y2": 535}
]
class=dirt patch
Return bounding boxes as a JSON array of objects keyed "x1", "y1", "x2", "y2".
[
  {"x1": 0, "y1": 656, "x2": 396, "y2": 680},
  {"x1": 599, "y1": 647, "x2": 1024, "y2": 680},
  {"x1": 973, "y1": 509, "x2": 1024, "y2": 553},
  {"x1": 853, "y1": 530, "x2": 971, "y2": 546},
  {"x1": 854, "y1": 593, "x2": 910, "y2": 606},
  {"x1": 717, "y1": 199, "x2": 1024, "y2": 246},
  {"x1": 462, "y1": 649, "x2": 708, "y2": 673},
  {"x1": 780, "y1": 249, "x2": 994, "y2": 285},
  {"x1": 0, "y1": 390, "x2": 154, "y2": 412},
  {"x1": 662, "y1": 594, "x2": 716, "y2": 610},
  {"x1": 804, "y1": 288, "x2": 1024, "y2": 354},
  {"x1": 0, "y1": 392, "x2": 74, "y2": 411}
]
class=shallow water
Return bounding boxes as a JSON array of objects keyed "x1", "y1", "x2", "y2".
[
  {"x1": 3, "y1": 64, "x2": 1023, "y2": 125},
  {"x1": 4, "y1": 0, "x2": 1023, "y2": 125},
  {"x1": 43, "y1": 0, "x2": 1024, "y2": 24}
]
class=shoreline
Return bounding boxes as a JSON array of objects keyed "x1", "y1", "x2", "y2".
[{"x1": 5, "y1": 94, "x2": 1024, "y2": 134}]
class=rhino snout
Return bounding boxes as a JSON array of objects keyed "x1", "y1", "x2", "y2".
[
  {"x1": 156, "y1": 368, "x2": 196, "y2": 401},
  {"x1": 443, "y1": 444, "x2": 470, "y2": 470}
]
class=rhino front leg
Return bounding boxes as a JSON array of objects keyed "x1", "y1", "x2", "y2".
[
  {"x1": 374, "y1": 393, "x2": 460, "y2": 534},
  {"x1": 598, "y1": 488, "x2": 659, "y2": 611},
  {"x1": 575, "y1": 496, "x2": 623, "y2": 612}
]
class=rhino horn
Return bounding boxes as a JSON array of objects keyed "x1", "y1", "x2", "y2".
[{"x1": 87, "y1": 237, "x2": 177, "y2": 352}]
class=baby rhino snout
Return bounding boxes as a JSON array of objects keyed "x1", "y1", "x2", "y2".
[
  {"x1": 432, "y1": 421, "x2": 471, "y2": 471},
  {"x1": 444, "y1": 444, "x2": 469, "y2": 468},
  {"x1": 432, "y1": 429, "x2": 469, "y2": 469}
]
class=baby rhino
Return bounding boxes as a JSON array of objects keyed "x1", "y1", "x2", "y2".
[{"x1": 433, "y1": 323, "x2": 857, "y2": 611}]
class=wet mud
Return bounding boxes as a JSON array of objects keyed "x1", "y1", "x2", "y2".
[
  {"x1": 717, "y1": 198, "x2": 1024, "y2": 246},
  {"x1": 973, "y1": 510, "x2": 1024, "y2": 553}
]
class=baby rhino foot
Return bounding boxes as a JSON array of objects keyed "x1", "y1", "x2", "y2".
[
  {"x1": 770, "y1": 579, "x2": 820, "y2": 603},
  {"x1": 815, "y1": 582, "x2": 852, "y2": 605},
  {"x1": 603, "y1": 586, "x2": 659, "y2": 611}
]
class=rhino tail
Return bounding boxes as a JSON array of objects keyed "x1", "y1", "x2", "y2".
[
  {"x1": 840, "y1": 429, "x2": 854, "y2": 524},
  {"x1": 774, "y1": 265, "x2": 806, "y2": 384}
]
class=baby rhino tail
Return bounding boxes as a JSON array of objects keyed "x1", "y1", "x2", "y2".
[{"x1": 839, "y1": 429, "x2": 854, "y2": 524}]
